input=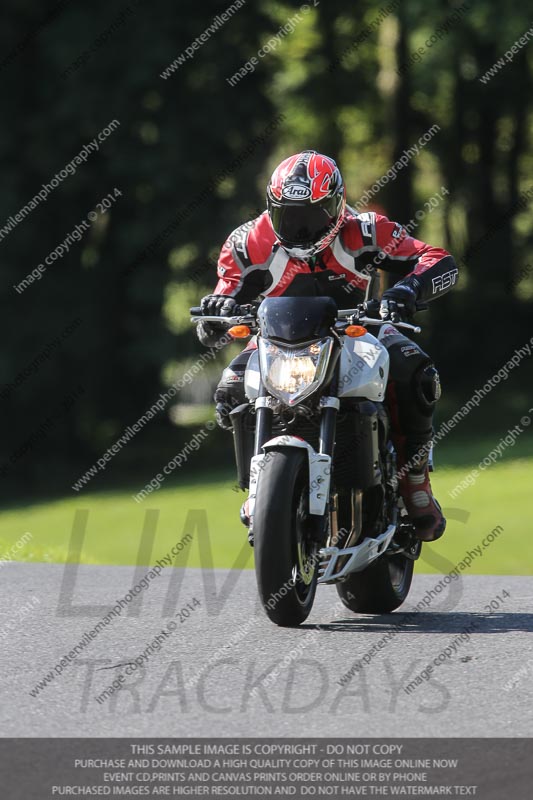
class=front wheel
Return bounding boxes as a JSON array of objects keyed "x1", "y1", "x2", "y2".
[
  {"x1": 336, "y1": 550, "x2": 415, "y2": 614},
  {"x1": 253, "y1": 448, "x2": 320, "y2": 626}
]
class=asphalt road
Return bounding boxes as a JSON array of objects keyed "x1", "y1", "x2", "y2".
[{"x1": 1, "y1": 562, "x2": 531, "y2": 737}]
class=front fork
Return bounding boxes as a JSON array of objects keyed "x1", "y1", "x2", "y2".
[
  {"x1": 254, "y1": 389, "x2": 340, "y2": 464},
  {"x1": 313, "y1": 396, "x2": 339, "y2": 544},
  {"x1": 319, "y1": 398, "x2": 338, "y2": 456},
  {"x1": 254, "y1": 387, "x2": 273, "y2": 456}
]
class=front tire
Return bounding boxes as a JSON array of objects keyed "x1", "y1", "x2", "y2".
[
  {"x1": 336, "y1": 551, "x2": 414, "y2": 614},
  {"x1": 253, "y1": 448, "x2": 319, "y2": 626}
]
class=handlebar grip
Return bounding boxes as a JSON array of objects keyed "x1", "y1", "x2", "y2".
[{"x1": 189, "y1": 307, "x2": 203, "y2": 316}]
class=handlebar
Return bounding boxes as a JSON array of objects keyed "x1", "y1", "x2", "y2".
[
  {"x1": 338, "y1": 315, "x2": 421, "y2": 334},
  {"x1": 190, "y1": 302, "x2": 259, "y2": 325},
  {"x1": 337, "y1": 299, "x2": 425, "y2": 334},
  {"x1": 190, "y1": 301, "x2": 423, "y2": 334}
]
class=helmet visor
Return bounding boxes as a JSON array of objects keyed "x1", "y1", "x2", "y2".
[{"x1": 269, "y1": 197, "x2": 338, "y2": 248}]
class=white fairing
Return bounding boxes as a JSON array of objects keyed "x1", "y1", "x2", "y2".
[
  {"x1": 337, "y1": 332, "x2": 389, "y2": 401},
  {"x1": 244, "y1": 349, "x2": 261, "y2": 401},
  {"x1": 245, "y1": 331, "x2": 390, "y2": 402}
]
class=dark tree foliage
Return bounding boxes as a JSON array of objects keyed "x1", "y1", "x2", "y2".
[{"x1": 0, "y1": 0, "x2": 531, "y2": 495}]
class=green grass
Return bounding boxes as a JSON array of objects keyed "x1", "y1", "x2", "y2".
[{"x1": 1, "y1": 435, "x2": 531, "y2": 575}]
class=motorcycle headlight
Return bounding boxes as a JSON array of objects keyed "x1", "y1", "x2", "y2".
[{"x1": 258, "y1": 337, "x2": 334, "y2": 405}]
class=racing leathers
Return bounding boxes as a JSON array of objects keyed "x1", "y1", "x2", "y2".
[{"x1": 197, "y1": 207, "x2": 458, "y2": 540}]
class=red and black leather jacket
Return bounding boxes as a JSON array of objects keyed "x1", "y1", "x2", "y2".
[{"x1": 211, "y1": 207, "x2": 458, "y2": 308}]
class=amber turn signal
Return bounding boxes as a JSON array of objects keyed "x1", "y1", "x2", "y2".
[
  {"x1": 344, "y1": 325, "x2": 367, "y2": 337},
  {"x1": 228, "y1": 325, "x2": 251, "y2": 338}
]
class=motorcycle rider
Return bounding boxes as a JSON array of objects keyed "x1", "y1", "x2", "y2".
[{"x1": 196, "y1": 151, "x2": 458, "y2": 541}]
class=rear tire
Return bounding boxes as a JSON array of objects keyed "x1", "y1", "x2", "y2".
[
  {"x1": 336, "y1": 551, "x2": 414, "y2": 614},
  {"x1": 253, "y1": 448, "x2": 319, "y2": 627}
]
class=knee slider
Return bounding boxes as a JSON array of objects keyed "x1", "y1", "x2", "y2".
[{"x1": 416, "y1": 364, "x2": 441, "y2": 412}]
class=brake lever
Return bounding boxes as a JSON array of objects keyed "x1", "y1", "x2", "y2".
[
  {"x1": 190, "y1": 314, "x2": 257, "y2": 326},
  {"x1": 355, "y1": 316, "x2": 421, "y2": 334}
]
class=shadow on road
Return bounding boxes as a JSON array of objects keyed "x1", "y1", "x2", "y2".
[{"x1": 301, "y1": 612, "x2": 533, "y2": 634}]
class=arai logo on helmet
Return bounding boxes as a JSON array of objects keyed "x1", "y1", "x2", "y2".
[{"x1": 282, "y1": 183, "x2": 311, "y2": 200}]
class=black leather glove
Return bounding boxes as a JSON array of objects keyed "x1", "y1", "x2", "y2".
[
  {"x1": 200, "y1": 295, "x2": 239, "y2": 316},
  {"x1": 380, "y1": 284, "x2": 417, "y2": 322},
  {"x1": 196, "y1": 295, "x2": 239, "y2": 347}
]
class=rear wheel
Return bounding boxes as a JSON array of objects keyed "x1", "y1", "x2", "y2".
[
  {"x1": 253, "y1": 448, "x2": 319, "y2": 626},
  {"x1": 336, "y1": 549, "x2": 414, "y2": 614}
]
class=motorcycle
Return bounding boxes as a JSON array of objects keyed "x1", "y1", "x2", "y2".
[{"x1": 190, "y1": 297, "x2": 424, "y2": 627}]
